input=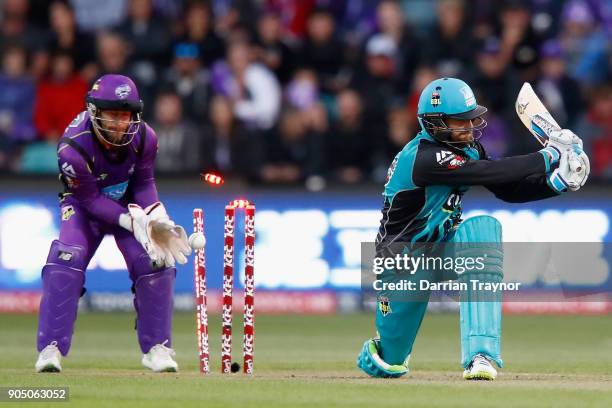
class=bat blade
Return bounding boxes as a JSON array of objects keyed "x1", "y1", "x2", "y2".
[
  {"x1": 515, "y1": 82, "x2": 561, "y2": 147},
  {"x1": 516, "y1": 82, "x2": 584, "y2": 176}
]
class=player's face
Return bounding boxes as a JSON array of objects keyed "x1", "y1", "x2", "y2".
[
  {"x1": 446, "y1": 117, "x2": 474, "y2": 143},
  {"x1": 99, "y1": 110, "x2": 132, "y2": 143}
]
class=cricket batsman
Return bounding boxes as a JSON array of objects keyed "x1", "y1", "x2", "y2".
[
  {"x1": 357, "y1": 78, "x2": 590, "y2": 380},
  {"x1": 35, "y1": 74, "x2": 193, "y2": 373}
]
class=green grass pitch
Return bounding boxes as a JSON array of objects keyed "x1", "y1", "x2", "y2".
[{"x1": 1, "y1": 312, "x2": 611, "y2": 407}]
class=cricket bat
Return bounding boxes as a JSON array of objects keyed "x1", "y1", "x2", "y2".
[{"x1": 515, "y1": 82, "x2": 582, "y2": 172}]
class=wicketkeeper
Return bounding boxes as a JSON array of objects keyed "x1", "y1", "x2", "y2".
[
  {"x1": 357, "y1": 78, "x2": 590, "y2": 380},
  {"x1": 35, "y1": 74, "x2": 192, "y2": 373}
]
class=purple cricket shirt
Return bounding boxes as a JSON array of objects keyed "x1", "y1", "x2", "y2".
[{"x1": 56, "y1": 111, "x2": 160, "y2": 226}]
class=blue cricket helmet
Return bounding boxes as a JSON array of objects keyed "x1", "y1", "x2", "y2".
[{"x1": 417, "y1": 78, "x2": 487, "y2": 144}]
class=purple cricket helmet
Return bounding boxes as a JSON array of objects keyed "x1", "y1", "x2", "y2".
[{"x1": 86, "y1": 74, "x2": 144, "y2": 147}]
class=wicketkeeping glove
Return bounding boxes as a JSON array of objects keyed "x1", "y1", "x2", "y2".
[
  {"x1": 125, "y1": 204, "x2": 164, "y2": 264},
  {"x1": 145, "y1": 202, "x2": 192, "y2": 267}
]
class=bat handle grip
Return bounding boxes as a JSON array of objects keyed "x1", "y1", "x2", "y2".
[{"x1": 569, "y1": 159, "x2": 582, "y2": 173}]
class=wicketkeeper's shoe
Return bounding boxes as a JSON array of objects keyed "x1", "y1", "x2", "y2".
[
  {"x1": 463, "y1": 354, "x2": 497, "y2": 380},
  {"x1": 142, "y1": 340, "x2": 178, "y2": 373},
  {"x1": 35, "y1": 341, "x2": 62, "y2": 373}
]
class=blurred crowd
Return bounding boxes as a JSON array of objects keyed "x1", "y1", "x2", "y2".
[{"x1": 0, "y1": 0, "x2": 610, "y2": 185}]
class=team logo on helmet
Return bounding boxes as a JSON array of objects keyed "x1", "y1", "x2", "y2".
[
  {"x1": 459, "y1": 86, "x2": 475, "y2": 107},
  {"x1": 115, "y1": 84, "x2": 132, "y2": 99},
  {"x1": 431, "y1": 91, "x2": 441, "y2": 107}
]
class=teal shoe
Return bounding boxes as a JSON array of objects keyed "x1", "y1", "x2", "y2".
[{"x1": 356, "y1": 338, "x2": 408, "y2": 378}]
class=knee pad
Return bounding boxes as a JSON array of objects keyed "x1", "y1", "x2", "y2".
[
  {"x1": 128, "y1": 253, "x2": 167, "y2": 281},
  {"x1": 38, "y1": 240, "x2": 87, "y2": 356},
  {"x1": 454, "y1": 216, "x2": 504, "y2": 368},
  {"x1": 45, "y1": 240, "x2": 89, "y2": 272}
]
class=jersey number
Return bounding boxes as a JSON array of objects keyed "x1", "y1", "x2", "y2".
[{"x1": 67, "y1": 112, "x2": 87, "y2": 129}]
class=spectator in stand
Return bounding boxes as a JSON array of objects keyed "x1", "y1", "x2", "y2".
[
  {"x1": 422, "y1": 0, "x2": 475, "y2": 78},
  {"x1": 0, "y1": 0, "x2": 48, "y2": 79},
  {"x1": 178, "y1": 0, "x2": 225, "y2": 68},
  {"x1": 115, "y1": 0, "x2": 171, "y2": 111},
  {"x1": 94, "y1": 31, "x2": 155, "y2": 119},
  {"x1": 327, "y1": 88, "x2": 373, "y2": 183},
  {"x1": 385, "y1": 105, "x2": 412, "y2": 155},
  {"x1": 69, "y1": 0, "x2": 127, "y2": 32},
  {"x1": 525, "y1": 0, "x2": 566, "y2": 39},
  {"x1": 497, "y1": 0, "x2": 541, "y2": 82},
  {"x1": 576, "y1": 85, "x2": 612, "y2": 179},
  {"x1": 263, "y1": 0, "x2": 316, "y2": 40},
  {"x1": 405, "y1": 66, "x2": 438, "y2": 135},
  {"x1": 375, "y1": 0, "x2": 422, "y2": 92},
  {"x1": 259, "y1": 68, "x2": 325, "y2": 184},
  {"x1": 0, "y1": 45, "x2": 36, "y2": 170},
  {"x1": 95, "y1": 31, "x2": 129, "y2": 75},
  {"x1": 211, "y1": 40, "x2": 281, "y2": 131},
  {"x1": 559, "y1": 0, "x2": 610, "y2": 87},
  {"x1": 116, "y1": 0, "x2": 171, "y2": 67},
  {"x1": 47, "y1": 1, "x2": 97, "y2": 82},
  {"x1": 256, "y1": 11, "x2": 295, "y2": 84},
  {"x1": 0, "y1": 45, "x2": 36, "y2": 143},
  {"x1": 33, "y1": 51, "x2": 87, "y2": 141},
  {"x1": 162, "y1": 43, "x2": 212, "y2": 124},
  {"x1": 471, "y1": 37, "x2": 518, "y2": 116},
  {"x1": 151, "y1": 90, "x2": 202, "y2": 174},
  {"x1": 351, "y1": 34, "x2": 400, "y2": 138},
  {"x1": 326, "y1": 0, "x2": 378, "y2": 51},
  {"x1": 206, "y1": 95, "x2": 263, "y2": 181},
  {"x1": 534, "y1": 39, "x2": 583, "y2": 129},
  {"x1": 475, "y1": 93, "x2": 511, "y2": 159},
  {"x1": 151, "y1": 0, "x2": 184, "y2": 20},
  {"x1": 590, "y1": 0, "x2": 612, "y2": 36},
  {"x1": 299, "y1": 7, "x2": 348, "y2": 93}
]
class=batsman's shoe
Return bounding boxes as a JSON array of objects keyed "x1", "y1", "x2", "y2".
[
  {"x1": 357, "y1": 338, "x2": 408, "y2": 378},
  {"x1": 35, "y1": 341, "x2": 62, "y2": 373},
  {"x1": 142, "y1": 341, "x2": 178, "y2": 373},
  {"x1": 463, "y1": 354, "x2": 497, "y2": 380}
]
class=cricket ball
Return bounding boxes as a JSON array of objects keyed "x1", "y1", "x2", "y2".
[{"x1": 189, "y1": 232, "x2": 206, "y2": 250}]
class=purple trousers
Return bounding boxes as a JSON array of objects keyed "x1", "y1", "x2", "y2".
[{"x1": 37, "y1": 201, "x2": 175, "y2": 355}]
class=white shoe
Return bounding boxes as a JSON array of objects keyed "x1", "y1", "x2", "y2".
[
  {"x1": 142, "y1": 340, "x2": 178, "y2": 372},
  {"x1": 463, "y1": 354, "x2": 497, "y2": 380},
  {"x1": 35, "y1": 341, "x2": 62, "y2": 373}
]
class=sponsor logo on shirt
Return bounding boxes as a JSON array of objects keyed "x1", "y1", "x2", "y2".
[
  {"x1": 436, "y1": 150, "x2": 466, "y2": 169},
  {"x1": 61, "y1": 162, "x2": 76, "y2": 178},
  {"x1": 101, "y1": 181, "x2": 129, "y2": 201},
  {"x1": 385, "y1": 155, "x2": 399, "y2": 186},
  {"x1": 64, "y1": 176, "x2": 79, "y2": 188},
  {"x1": 61, "y1": 205, "x2": 75, "y2": 221}
]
